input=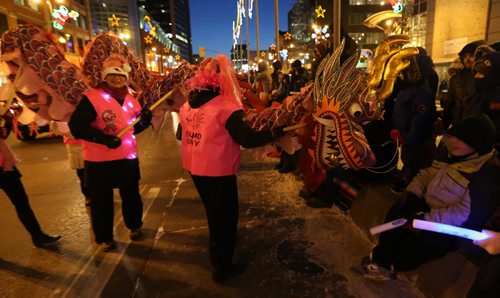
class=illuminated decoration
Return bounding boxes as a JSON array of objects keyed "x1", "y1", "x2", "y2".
[
  {"x1": 108, "y1": 14, "x2": 120, "y2": 28},
  {"x1": 388, "y1": 0, "x2": 403, "y2": 13},
  {"x1": 51, "y1": 6, "x2": 79, "y2": 31},
  {"x1": 175, "y1": 55, "x2": 181, "y2": 61},
  {"x1": 232, "y1": 0, "x2": 244, "y2": 48},
  {"x1": 163, "y1": 48, "x2": 170, "y2": 54},
  {"x1": 315, "y1": 5, "x2": 326, "y2": 18},
  {"x1": 248, "y1": 0, "x2": 255, "y2": 19},
  {"x1": 232, "y1": 0, "x2": 255, "y2": 48},
  {"x1": 280, "y1": 49, "x2": 288, "y2": 60},
  {"x1": 260, "y1": 51, "x2": 267, "y2": 59},
  {"x1": 284, "y1": 32, "x2": 292, "y2": 40},
  {"x1": 143, "y1": 16, "x2": 157, "y2": 38},
  {"x1": 144, "y1": 35, "x2": 153, "y2": 44},
  {"x1": 311, "y1": 24, "x2": 330, "y2": 44}
]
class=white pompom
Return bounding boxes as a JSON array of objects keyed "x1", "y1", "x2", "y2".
[{"x1": 123, "y1": 63, "x2": 131, "y2": 73}]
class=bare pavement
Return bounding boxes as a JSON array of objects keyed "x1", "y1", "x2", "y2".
[{"x1": 0, "y1": 115, "x2": 455, "y2": 297}]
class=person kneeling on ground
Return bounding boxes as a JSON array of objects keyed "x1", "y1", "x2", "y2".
[{"x1": 358, "y1": 114, "x2": 500, "y2": 280}]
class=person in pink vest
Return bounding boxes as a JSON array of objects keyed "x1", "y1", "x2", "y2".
[
  {"x1": 0, "y1": 119, "x2": 61, "y2": 248},
  {"x1": 178, "y1": 54, "x2": 285, "y2": 283},
  {"x1": 68, "y1": 54, "x2": 152, "y2": 252}
]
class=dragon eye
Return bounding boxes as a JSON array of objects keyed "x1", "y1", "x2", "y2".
[{"x1": 349, "y1": 103, "x2": 363, "y2": 118}]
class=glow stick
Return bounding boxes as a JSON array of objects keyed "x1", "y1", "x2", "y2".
[
  {"x1": 370, "y1": 218, "x2": 407, "y2": 235},
  {"x1": 412, "y1": 219, "x2": 490, "y2": 241}
]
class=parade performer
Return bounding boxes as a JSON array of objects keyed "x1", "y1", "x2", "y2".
[
  {"x1": 0, "y1": 111, "x2": 61, "y2": 248},
  {"x1": 68, "y1": 54, "x2": 152, "y2": 252},
  {"x1": 178, "y1": 54, "x2": 285, "y2": 283}
]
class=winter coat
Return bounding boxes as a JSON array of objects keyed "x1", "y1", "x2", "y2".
[
  {"x1": 254, "y1": 69, "x2": 273, "y2": 93},
  {"x1": 392, "y1": 82, "x2": 436, "y2": 148},
  {"x1": 407, "y1": 150, "x2": 500, "y2": 229},
  {"x1": 463, "y1": 85, "x2": 500, "y2": 149},
  {"x1": 443, "y1": 69, "x2": 476, "y2": 127}
]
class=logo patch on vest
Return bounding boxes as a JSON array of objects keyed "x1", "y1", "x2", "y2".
[{"x1": 102, "y1": 110, "x2": 117, "y2": 134}]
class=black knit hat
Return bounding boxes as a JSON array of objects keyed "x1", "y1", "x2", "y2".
[
  {"x1": 446, "y1": 114, "x2": 496, "y2": 154},
  {"x1": 458, "y1": 40, "x2": 487, "y2": 58}
]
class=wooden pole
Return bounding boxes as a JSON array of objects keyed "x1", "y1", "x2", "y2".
[
  {"x1": 283, "y1": 122, "x2": 307, "y2": 132},
  {"x1": 116, "y1": 89, "x2": 174, "y2": 138},
  {"x1": 274, "y1": 0, "x2": 280, "y2": 59},
  {"x1": 333, "y1": 0, "x2": 341, "y2": 48},
  {"x1": 245, "y1": 0, "x2": 250, "y2": 70},
  {"x1": 255, "y1": 0, "x2": 260, "y2": 55}
]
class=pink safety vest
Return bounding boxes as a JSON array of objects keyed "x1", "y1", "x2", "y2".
[
  {"x1": 63, "y1": 136, "x2": 82, "y2": 145},
  {"x1": 179, "y1": 95, "x2": 242, "y2": 176},
  {"x1": 81, "y1": 89, "x2": 141, "y2": 162}
]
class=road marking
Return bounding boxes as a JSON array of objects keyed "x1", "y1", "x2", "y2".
[
  {"x1": 154, "y1": 177, "x2": 187, "y2": 239},
  {"x1": 58, "y1": 186, "x2": 160, "y2": 297}
]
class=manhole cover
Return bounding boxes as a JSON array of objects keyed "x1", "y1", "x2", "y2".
[{"x1": 275, "y1": 238, "x2": 325, "y2": 275}]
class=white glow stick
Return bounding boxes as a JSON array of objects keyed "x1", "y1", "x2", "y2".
[
  {"x1": 370, "y1": 218, "x2": 408, "y2": 235},
  {"x1": 412, "y1": 219, "x2": 490, "y2": 241}
]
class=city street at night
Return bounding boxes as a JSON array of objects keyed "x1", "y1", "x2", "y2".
[
  {"x1": 1, "y1": 0, "x2": 499, "y2": 297},
  {"x1": 0, "y1": 115, "x2": 430, "y2": 297}
]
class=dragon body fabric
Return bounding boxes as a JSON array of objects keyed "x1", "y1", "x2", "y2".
[
  {"x1": 1, "y1": 25, "x2": 88, "y2": 122},
  {"x1": 0, "y1": 24, "x2": 417, "y2": 184},
  {"x1": 0, "y1": 24, "x2": 194, "y2": 130}
]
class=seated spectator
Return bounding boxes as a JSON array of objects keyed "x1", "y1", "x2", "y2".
[{"x1": 358, "y1": 114, "x2": 500, "y2": 280}]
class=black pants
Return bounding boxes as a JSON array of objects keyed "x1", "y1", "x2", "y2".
[
  {"x1": 191, "y1": 174, "x2": 239, "y2": 270},
  {"x1": 76, "y1": 168, "x2": 90, "y2": 198},
  {"x1": 401, "y1": 137, "x2": 436, "y2": 186},
  {"x1": 89, "y1": 182, "x2": 143, "y2": 243},
  {"x1": 468, "y1": 254, "x2": 500, "y2": 298},
  {"x1": 0, "y1": 168, "x2": 43, "y2": 239},
  {"x1": 372, "y1": 195, "x2": 456, "y2": 271}
]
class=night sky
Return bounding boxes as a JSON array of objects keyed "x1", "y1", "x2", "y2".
[{"x1": 190, "y1": 0, "x2": 296, "y2": 57}]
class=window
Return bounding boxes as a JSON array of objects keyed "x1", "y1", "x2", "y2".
[
  {"x1": 349, "y1": 0, "x2": 380, "y2": 5},
  {"x1": 348, "y1": 13, "x2": 373, "y2": 25},
  {"x1": 409, "y1": 13, "x2": 426, "y2": 47},
  {"x1": 27, "y1": 0, "x2": 39, "y2": 11},
  {"x1": 14, "y1": 0, "x2": 39, "y2": 11},
  {"x1": 351, "y1": 32, "x2": 386, "y2": 45},
  {"x1": 80, "y1": 15, "x2": 87, "y2": 30}
]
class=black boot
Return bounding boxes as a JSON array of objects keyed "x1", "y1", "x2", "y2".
[
  {"x1": 32, "y1": 233, "x2": 61, "y2": 248},
  {"x1": 212, "y1": 263, "x2": 246, "y2": 283}
]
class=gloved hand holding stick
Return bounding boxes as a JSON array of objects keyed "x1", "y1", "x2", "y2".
[{"x1": 116, "y1": 89, "x2": 174, "y2": 138}]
